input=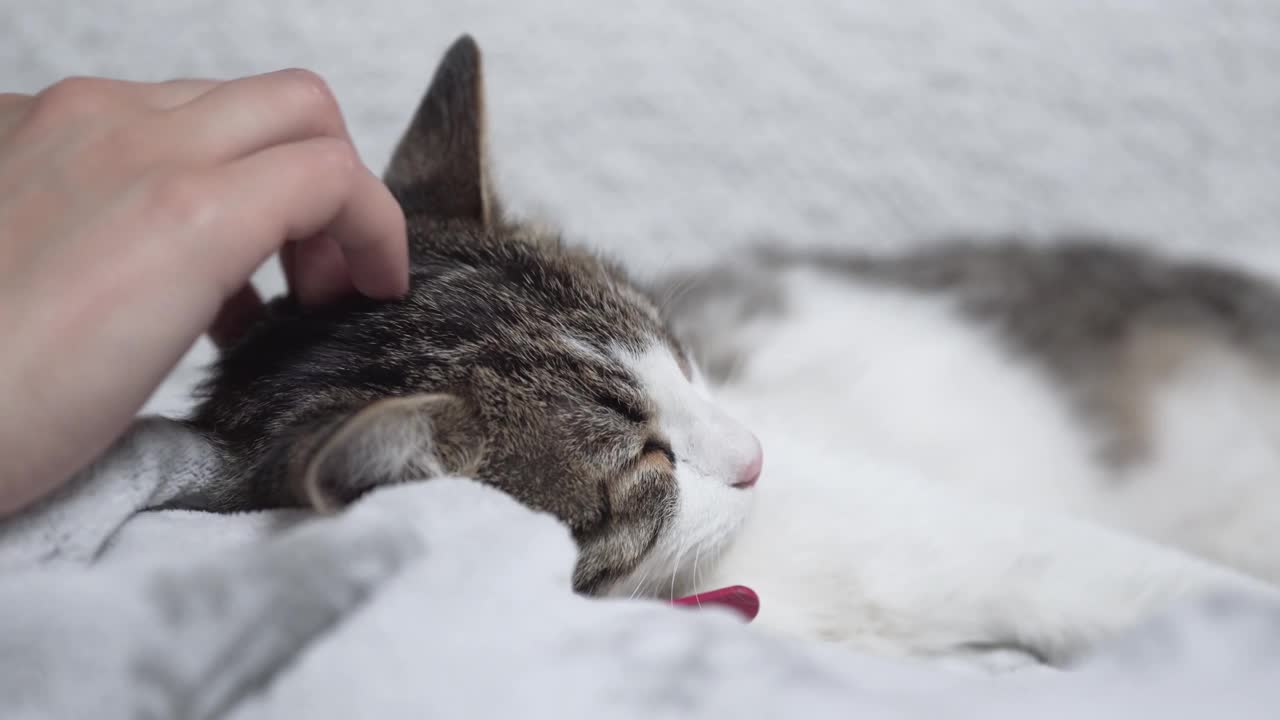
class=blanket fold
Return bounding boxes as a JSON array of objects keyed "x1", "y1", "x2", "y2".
[
  {"x1": 2, "y1": 418, "x2": 1280, "y2": 719},
  {"x1": 0, "y1": 417, "x2": 221, "y2": 571}
]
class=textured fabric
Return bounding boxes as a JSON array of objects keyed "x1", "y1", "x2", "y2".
[{"x1": 0, "y1": 418, "x2": 1278, "y2": 719}]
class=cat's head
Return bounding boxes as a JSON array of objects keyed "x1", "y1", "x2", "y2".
[{"x1": 210, "y1": 36, "x2": 761, "y2": 595}]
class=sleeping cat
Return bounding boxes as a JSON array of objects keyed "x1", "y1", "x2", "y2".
[{"x1": 186, "y1": 35, "x2": 1280, "y2": 667}]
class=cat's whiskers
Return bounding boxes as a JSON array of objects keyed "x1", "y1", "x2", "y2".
[
  {"x1": 655, "y1": 275, "x2": 698, "y2": 319},
  {"x1": 668, "y1": 538, "x2": 690, "y2": 602},
  {"x1": 691, "y1": 544, "x2": 703, "y2": 608},
  {"x1": 627, "y1": 565, "x2": 655, "y2": 600}
]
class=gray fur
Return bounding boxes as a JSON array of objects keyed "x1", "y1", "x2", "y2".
[{"x1": 186, "y1": 36, "x2": 689, "y2": 594}]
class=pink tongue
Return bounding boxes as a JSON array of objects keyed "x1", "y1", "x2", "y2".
[{"x1": 670, "y1": 585, "x2": 759, "y2": 622}]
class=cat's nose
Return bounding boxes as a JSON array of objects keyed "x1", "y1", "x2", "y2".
[{"x1": 732, "y1": 435, "x2": 763, "y2": 489}]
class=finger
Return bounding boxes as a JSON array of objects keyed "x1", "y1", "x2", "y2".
[
  {"x1": 29, "y1": 77, "x2": 218, "y2": 116},
  {"x1": 323, "y1": 165, "x2": 409, "y2": 300},
  {"x1": 207, "y1": 283, "x2": 265, "y2": 350},
  {"x1": 0, "y1": 93, "x2": 31, "y2": 137},
  {"x1": 1, "y1": 79, "x2": 217, "y2": 145},
  {"x1": 289, "y1": 235, "x2": 357, "y2": 306},
  {"x1": 193, "y1": 137, "x2": 408, "y2": 301},
  {"x1": 163, "y1": 68, "x2": 354, "y2": 164},
  {"x1": 129, "y1": 78, "x2": 222, "y2": 108},
  {"x1": 278, "y1": 236, "x2": 363, "y2": 305}
]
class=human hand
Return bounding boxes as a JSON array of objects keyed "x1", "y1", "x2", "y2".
[{"x1": 0, "y1": 71, "x2": 409, "y2": 515}]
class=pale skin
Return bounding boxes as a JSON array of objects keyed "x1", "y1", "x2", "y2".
[{"x1": 0, "y1": 70, "x2": 411, "y2": 516}]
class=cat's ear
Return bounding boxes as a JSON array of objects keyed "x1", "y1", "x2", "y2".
[
  {"x1": 384, "y1": 34, "x2": 495, "y2": 227},
  {"x1": 294, "y1": 394, "x2": 482, "y2": 512}
]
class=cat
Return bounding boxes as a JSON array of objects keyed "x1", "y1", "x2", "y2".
[{"x1": 184, "y1": 35, "x2": 1280, "y2": 668}]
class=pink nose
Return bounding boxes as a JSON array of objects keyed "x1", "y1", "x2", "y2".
[{"x1": 732, "y1": 436, "x2": 764, "y2": 489}]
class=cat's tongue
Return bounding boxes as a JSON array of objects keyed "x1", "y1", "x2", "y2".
[{"x1": 670, "y1": 585, "x2": 759, "y2": 622}]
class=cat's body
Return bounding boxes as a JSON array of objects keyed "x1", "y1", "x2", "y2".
[
  {"x1": 658, "y1": 245, "x2": 1280, "y2": 663},
  {"x1": 667, "y1": 242, "x2": 1280, "y2": 584},
  {"x1": 185, "y1": 36, "x2": 1280, "y2": 669}
]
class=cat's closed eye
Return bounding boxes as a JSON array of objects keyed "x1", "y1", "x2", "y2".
[{"x1": 597, "y1": 393, "x2": 649, "y2": 425}]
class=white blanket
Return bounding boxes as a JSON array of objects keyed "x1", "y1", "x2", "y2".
[
  {"x1": 5, "y1": 5, "x2": 1280, "y2": 713},
  {"x1": 2, "y1": 418, "x2": 1278, "y2": 719}
]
